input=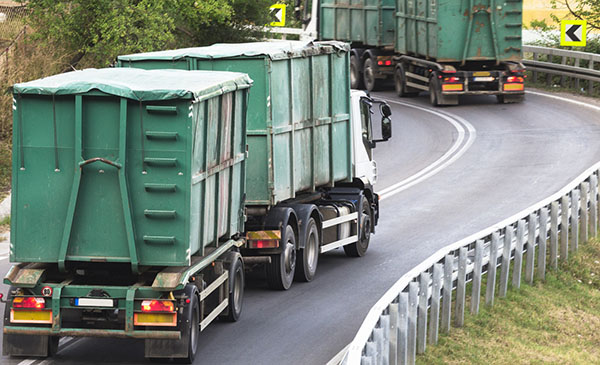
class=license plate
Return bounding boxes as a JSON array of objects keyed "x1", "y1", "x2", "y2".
[
  {"x1": 74, "y1": 298, "x2": 114, "y2": 307},
  {"x1": 11, "y1": 309, "x2": 52, "y2": 324},
  {"x1": 473, "y1": 71, "x2": 491, "y2": 76},
  {"x1": 473, "y1": 76, "x2": 495, "y2": 82}
]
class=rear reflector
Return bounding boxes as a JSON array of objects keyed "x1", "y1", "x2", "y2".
[
  {"x1": 442, "y1": 84, "x2": 464, "y2": 91},
  {"x1": 13, "y1": 297, "x2": 45, "y2": 309},
  {"x1": 141, "y1": 300, "x2": 175, "y2": 313},
  {"x1": 247, "y1": 230, "x2": 281, "y2": 248},
  {"x1": 10, "y1": 309, "x2": 52, "y2": 324},
  {"x1": 134, "y1": 312, "x2": 177, "y2": 327},
  {"x1": 503, "y1": 83, "x2": 524, "y2": 91}
]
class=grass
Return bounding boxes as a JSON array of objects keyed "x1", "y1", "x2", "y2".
[
  {"x1": 525, "y1": 71, "x2": 600, "y2": 99},
  {"x1": 417, "y1": 238, "x2": 600, "y2": 364}
]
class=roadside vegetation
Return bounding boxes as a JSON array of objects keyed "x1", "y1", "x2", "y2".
[{"x1": 417, "y1": 238, "x2": 600, "y2": 364}]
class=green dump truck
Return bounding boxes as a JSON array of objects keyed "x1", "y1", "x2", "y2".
[
  {"x1": 4, "y1": 42, "x2": 392, "y2": 361},
  {"x1": 297, "y1": 0, "x2": 526, "y2": 105},
  {"x1": 118, "y1": 41, "x2": 391, "y2": 290}
]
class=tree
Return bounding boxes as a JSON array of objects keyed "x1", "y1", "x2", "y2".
[
  {"x1": 552, "y1": 0, "x2": 600, "y2": 30},
  {"x1": 25, "y1": 0, "x2": 273, "y2": 69}
]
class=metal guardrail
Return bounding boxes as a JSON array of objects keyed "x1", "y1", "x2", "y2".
[
  {"x1": 341, "y1": 160, "x2": 600, "y2": 364},
  {"x1": 522, "y1": 45, "x2": 600, "y2": 95}
]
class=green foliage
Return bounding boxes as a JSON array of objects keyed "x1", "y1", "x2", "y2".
[
  {"x1": 550, "y1": 0, "x2": 600, "y2": 30},
  {"x1": 25, "y1": 0, "x2": 274, "y2": 68},
  {"x1": 26, "y1": 0, "x2": 176, "y2": 68},
  {"x1": 528, "y1": 18, "x2": 554, "y2": 31}
]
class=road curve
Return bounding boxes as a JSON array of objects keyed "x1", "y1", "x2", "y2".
[{"x1": 2, "y1": 89, "x2": 600, "y2": 365}]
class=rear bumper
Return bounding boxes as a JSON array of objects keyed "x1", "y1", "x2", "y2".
[{"x1": 4, "y1": 326, "x2": 180, "y2": 339}]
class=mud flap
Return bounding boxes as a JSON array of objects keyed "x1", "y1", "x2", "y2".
[{"x1": 3, "y1": 333, "x2": 52, "y2": 357}]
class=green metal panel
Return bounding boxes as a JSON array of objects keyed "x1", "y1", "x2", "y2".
[
  {"x1": 396, "y1": 0, "x2": 523, "y2": 62},
  {"x1": 319, "y1": 0, "x2": 396, "y2": 47},
  {"x1": 11, "y1": 69, "x2": 250, "y2": 268},
  {"x1": 117, "y1": 41, "x2": 353, "y2": 208}
]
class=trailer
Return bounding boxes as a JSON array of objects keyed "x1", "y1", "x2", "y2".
[
  {"x1": 3, "y1": 68, "x2": 251, "y2": 362},
  {"x1": 118, "y1": 41, "x2": 393, "y2": 290},
  {"x1": 298, "y1": 0, "x2": 526, "y2": 105}
]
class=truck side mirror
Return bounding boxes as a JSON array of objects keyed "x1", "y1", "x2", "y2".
[{"x1": 381, "y1": 117, "x2": 392, "y2": 141}]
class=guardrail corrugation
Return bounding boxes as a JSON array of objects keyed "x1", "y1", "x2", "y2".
[
  {"x1": 523, "y1": 45, "x2": 600, "y2": 96},
  {"x1": 343, "y1": 161, "x2": 600, "y2": 365}
]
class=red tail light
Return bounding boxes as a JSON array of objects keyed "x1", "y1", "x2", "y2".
[
  {"x1": 141, "y1": 300, "x2": 175, "y2": 313},
  {"x1": 384, "y1": 60, "x2": 392, "y2": 66},
  {"x1": 443, "y1": 76, "x2": 461, "y2": 83},
  {"x1": 377, "y1": 60, "x2": 383, "y2": 66},
  {"x1": 249, "y1": 239, "x2": 279, "y2": 249},
  {"x1": 13, "y1": 297, "x2": 45, "y2": 310},
  {"x1": 506, "y1": 76, "x2": 524, "y2": 83}
]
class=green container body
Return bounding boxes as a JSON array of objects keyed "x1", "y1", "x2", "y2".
[
  {"x1": 11, "y1": 68, "x2": 251, "y2": 267},
  {"x1": 319, "y1": 0, "x2": 523, "y2": 63},
  {"x1": 118, "y1": 41, "x2": 353, "y2": 207},
  {"x1": 319, "y1": 0, "x2": 397, "y2": 47}
]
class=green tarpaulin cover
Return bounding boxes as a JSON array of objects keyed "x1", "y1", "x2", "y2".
[
  {"x1": 13, "y1": 68, "x2": 252, "y2": 101},
  {"x1": 117, "y1": 40, "x2": 350, "y2": 62}
]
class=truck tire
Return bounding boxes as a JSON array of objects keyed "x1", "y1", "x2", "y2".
[
  {"x1": 344, "y1": 197, "x2": 372, "y2": 257},
  {"x1": 222, "y1": 256, "x2": 244, "y2": 322},
  {"x1": 395, "y1": 65, "x2": 419, "y2": 97},
  {"x1": 294, "y1": 217, "x2": 319, "y2": 282},
  {"x1": 350, "y1": 54, "x2": 364, "y2": 90},
  {"x1": 184, "y1": 296, "x2": 200, "y2": 364},
  {"x1": 429, "y1": 77, "x2": 439, "y2": 106},
  {"x1": 363, "y1": 57, "x2": 378, "y2": 92},
  {"x1": 266, "y1": 224, "x2": 296, "y2": 290}
]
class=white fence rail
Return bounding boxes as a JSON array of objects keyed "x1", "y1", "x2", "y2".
[{"x1": 342, "y1": 160, "x2": 600, "y2": 364}]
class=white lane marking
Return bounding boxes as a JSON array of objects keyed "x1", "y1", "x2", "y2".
[
  {"x1": 0, "y1": 255, "x2": 8, "y2": 261},
  {"x1": 326, "y1": 344, "x2": 350, "y2": 365},
  {"x1": 18, "y1": 359, "x2": 39, "y2": 365},
  {"x1": 57, "y1": 337, "x2": 81, "y2": 353},
  {"x1": 376, "y1": 99, "x2": 476, "y2": 200},
  {"x1": 526, "y1": 90, "x2": 600, "y2": 112}
]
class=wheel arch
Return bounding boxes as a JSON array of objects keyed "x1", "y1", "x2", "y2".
[
  {"x1": 264, "y1": 206, "x2": 299, "y2": 249},
  {"x1": 285, "y1": 204, "x2": 323, "y2": 249}
]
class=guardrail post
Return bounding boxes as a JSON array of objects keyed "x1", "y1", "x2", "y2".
[
  {"x1": 526, "y1": 213, "x2": 536, "y2": 284},
  {"x1": 571, "y1": 189, "x2": 580, "y2": 253},
  {"x1": 389, "y1": 300, "x2": 399, "y2": 365},
  {"x1": 538, "y1": 207, "x2": 549, "y2": 281},
  {"x1": 591, "y1": 174, "x2": 598, "y2": 237},
  {"x1": 417, "y1": 273, "x2": 430, "y2": 354},
  {"x1": 441, "y1": 255, "x2": 453, "y2": 334},
  {"x1": 560, "y1": 56, "x2": 566, "y2": 87},
  {"x1": 499, "y1": 225, "x2": 513, "y2": 297},
  {"x1": 380, "y1": 315, "x2": 390, "y2": 365},
  {"x1": 574, "y1": 58, "x2": 580, "y2": 90},
  {"x1": 471, "y1": 240, "x2": 483, "y2": 314},
  {"x1": 550, "y1": 201, "x2": 559, "y2": 269},
  {"x1": 455, "y1": 247, "x2": 467, "y2": 327},
  {"x1": 408, "y1": 282, "x2": 418, "y2": 365},
  {"x1": 397, "y1": 293, "x2": 408, "y2": 365},
  {"x1": 372, "y1": 326, "x2": 384, "y2": 364},
  {"x1": 513, "y1": 220, "x2": 525, "y2": 289},
  {"x1": 429, "y1": 264, "x2": 442, "y2": 346},
  {"x1": 532, "y1": 52, "x2": 539, "y2": 82},
  {"x1": 365, "y1": 341, "x2": 377, "y2": 365},
  {"x1": 581, "y1": 182, "x2": 589, "y2": 242},
  {"x1": 561, "y1": 194, "x2": 569, "y2": 262},
  {"x1": 486, "y1": 232, "x2": 500, "y2": 306},
  {"x1": 589, "y1": 60, "x2": 595, "y2": 96}
]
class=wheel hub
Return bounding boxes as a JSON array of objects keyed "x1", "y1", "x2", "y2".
[{"x1": 284, "y1": 241, "x2": 296, "y2": 274}]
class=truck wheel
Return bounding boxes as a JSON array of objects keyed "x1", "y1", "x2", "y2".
[
  {"x1": 222, "y1": 256, "x2": 244, "y2": 322},
  {"x1": 350, "y1": 54, "x2": 364, "y2": 90},
  {"x1": 395, "y1": 65, "x2": 419, "y2": 97},
  {"x1": 363, "y1": 57, "x2": 378, "y2": 92},
  {"x1": 184, "y1": 295, "x2": 200, "y2": 364},
  {"x1": 266, "y1": 224, "x2": 296, "y2": 290},
  {"x1": 344, "y1": 197, "x2": 372, "y2": 257},
  {"x1": 295, "y1": 217, "x2": 319, "y2": 282},
  {"x1": 429, "y1": 78, "x2": 439, "y2": 106}
]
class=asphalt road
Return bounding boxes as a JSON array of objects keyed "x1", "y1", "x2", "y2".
[{"x1": 2, "y1": 89, "x2": 600, "y2": 365}]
